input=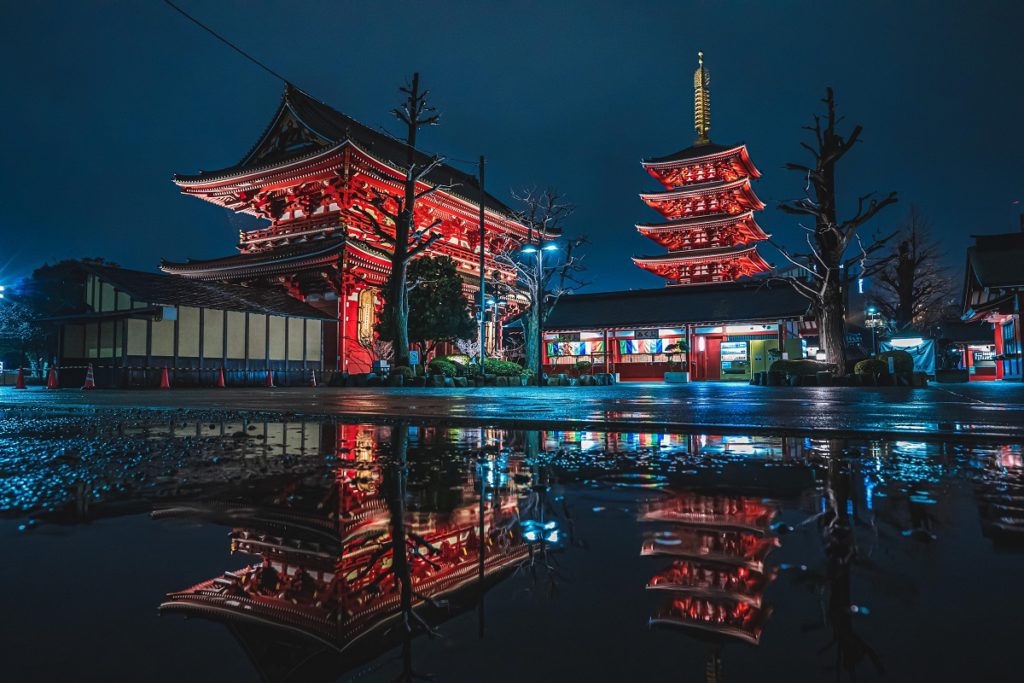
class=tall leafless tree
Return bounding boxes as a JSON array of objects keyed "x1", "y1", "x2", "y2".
[
  {"x1": 870, "y1": 206, "x2": 953, "y2": 331},
  {"x1": 494, "y1": 188, "x2": 587, "y2": 375},
  {"x1": 354, "y1": 73, "x2": 452, "y2": 366},
  {"x1": 774, "y1": 88, "x2": 898, "y2": 373}
]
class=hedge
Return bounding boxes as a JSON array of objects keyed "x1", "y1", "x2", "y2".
[
  {"x1": 854, "y1": 358, "x2": 887, "y2": 375},
  {"x1": 877, "y1": 350, "x2": 914, "y2": 374},
  {"x1": 769, "y1": 359, "x2": 830, "y2": 376},
  {"x1": 427, "y1": 358, "x2": 458, "y2": 377}
]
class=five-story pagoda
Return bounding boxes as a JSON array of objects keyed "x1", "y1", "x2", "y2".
[{"x1": 633, "y1": 52, "x2": 772, "y2": 285}]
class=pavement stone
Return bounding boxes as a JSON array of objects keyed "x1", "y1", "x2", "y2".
[{"x1": 3, "y1": 381, "x2": 1024, "y2": 441}]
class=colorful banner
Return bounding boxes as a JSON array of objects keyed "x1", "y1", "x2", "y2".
[
  {"x1": 546, "y1": 340, "x2": 606, "y2": 357},
  {"x1": 619, "y1": 339, "x2": 664, "y2": 355}
]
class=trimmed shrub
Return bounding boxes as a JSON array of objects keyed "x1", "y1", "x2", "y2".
[
  {"x1": 573, "y1": 360, "x2": 593, "y2": 376},
  {"x1": 427, "y1": 358, "x2": 458, "y2": 377},
  {"x1": 483, "y1": 358, "x2": 524, "y2": 377},
  {"x1": 769, "y1": 359, "x2": 830, "y2": 376},
  {"x1": 391, "y1": 365, "x2": 415, "y2": 379},
  {"x1": 877, "y1": 349, "x2": 914, "y2": 374},
  {"x1": 854, "y1": 358, "x2": 887, "y2": 375}
]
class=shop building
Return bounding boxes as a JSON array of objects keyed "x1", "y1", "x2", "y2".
[{"x1": 962, "y1": 229, "x2": 1023, "y2": 381}]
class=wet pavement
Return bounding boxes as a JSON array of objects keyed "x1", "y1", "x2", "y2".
[
  {"x1": 2, "y1": 408, "x2": 1023, "y2": 682},
  {"x1": 4, "y1": 381, "x2": 1024, "y2": 440}
]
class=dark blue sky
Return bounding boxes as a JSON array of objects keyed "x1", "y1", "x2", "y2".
[{"x1": 2, "y1": 1, "x2": 1021, "y2": 292}]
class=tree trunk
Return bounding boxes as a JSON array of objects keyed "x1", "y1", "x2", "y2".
[
  {"x1": 522, "y1": 307, "x2": 540, "y2": 375},
  {"x1": 390, "y1": 261, "x2": 411, "y2": 366},
  {"x1": 817, "y1": 290, "x2": 848, "y2": 375}
]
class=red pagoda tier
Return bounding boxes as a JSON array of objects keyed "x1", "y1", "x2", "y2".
[
  {"x1": 641, "y1": 489, "x2": 779, "y2": 647},
  {"x1": 633, "y1": 53, "x2": 772, "y2": 286}
]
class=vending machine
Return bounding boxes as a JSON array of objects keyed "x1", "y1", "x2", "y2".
[{"x1": 719, "y1": 341, "x2": 750, "y2": 381}]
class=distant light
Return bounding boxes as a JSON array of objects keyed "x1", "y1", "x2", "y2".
[
  {"x1": 542, "y1": 243, "x2": 559, "y2": 251},
  {"x1": 867, "y1": 306, "x2": 877, "y2": 314},
  {"x1": 520, "y1": 245, "x2": 538, "y2": 254},
  {"x1": 890, "y1": 337, "x2": 924, "y2": 348},
  {"x1": 815, "y1": 349, "x2": 827, "y2": 361},
  {"x1": 858, "y1": 278, "x2": 864, "y2": 294}
]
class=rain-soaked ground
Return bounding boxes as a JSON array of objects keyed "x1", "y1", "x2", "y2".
[{"x1": 2, "y1": 406, "x2": 1023, "y2": 682}]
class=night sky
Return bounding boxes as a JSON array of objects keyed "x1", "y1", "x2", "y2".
[{"x1": 3, "y1": 1, "x2": 1022, "y2": 292}]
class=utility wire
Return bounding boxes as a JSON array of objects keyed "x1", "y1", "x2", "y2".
[{"x1": 162, "y1": 0, "x2": 290, "y2": 84}]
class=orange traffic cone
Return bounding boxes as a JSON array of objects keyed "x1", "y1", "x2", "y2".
[
  {"x1": 265, "y1": 369, "x2": 275, "y2": 388},
  {"x1": 159, "y1": 367, "x2": 171, "y2": 389},
  {"x1": 310, "y1": 369, "x2": 317, "y2": 387},
  {"x1": 15, "y1": 368, "x2": 27, "y2": 389},
  {"x1": 82, "y1": 363, "x2": 96, "y2": 390},
  {"x1": 46, "y1": 367, "x2": 59, "y2": 389},
  {"x1": 216, "y1": 367, "x2": 226, "y2": 388}
]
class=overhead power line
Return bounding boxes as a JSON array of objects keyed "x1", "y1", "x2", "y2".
[{"x1": 162, "y1": 0, "x2": 290, "y2": 84}]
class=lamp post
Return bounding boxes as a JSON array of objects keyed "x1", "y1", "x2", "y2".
[
  {"x1": 520, "y1": 241, "x2": 559, "y2": 386},
  {"x1": 865, "y1": 306, "x2": 883, "y2": 356}
]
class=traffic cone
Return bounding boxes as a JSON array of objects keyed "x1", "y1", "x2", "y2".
[
  {"x1": 15, "y1": 368, "x2": 26, "y2": 389},
  {"x1": 46, "y1": 367, "x2": 59, "y2": 389},
  {"x1": 265, "y1": 369, "x2": 275, "y2": 388},
  {"x1": 216, "y1": 367, "x2": 226, "y2": 388},
  {"x1": 310, "y1": 369, "x2": 317, "y2": 387},
  {"x1": 159, "y1": 367, "x2": 171, "y2": 389},
  {"x1": 81, "y1": 363, "x2": 96, "y2": 390}
]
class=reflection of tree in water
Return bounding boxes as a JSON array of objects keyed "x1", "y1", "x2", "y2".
[{"x1": 800, "y1": 442, "x2": 884, "y2": 680}]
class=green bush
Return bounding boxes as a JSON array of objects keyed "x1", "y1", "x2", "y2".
[
  {"x1": 391, "y1": 365, "x2": 415, "y2": 379},
  {"x1": 427, "y1": 358, "x2": 458, "y2": 377},
  {"x1": 573, "y1": 360, "x2": 593, "y2": 375},
  {"x1": 520, "y1": 367, "x2": 536, "y2": 378},
  {"x1": 877, "y1": 349, "x2": 914, "y2": 374},
  {"x1": 769, "y1": 359, "x2": 829, "y2": 376},
  {"x1": 854, "y1": 358, "x2": 887, "y2": 375},
  {"x1": 484, "y1": 358, "x2": 524, "y2": 377},
  {"x1": 443, "y1": 354, "x2": 471, "y2": 366}
]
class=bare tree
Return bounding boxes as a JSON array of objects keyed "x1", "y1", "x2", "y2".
[
  {"x1": 870, "y1": 206, "x2": 953, "y2": 331},
  {"x1": 494, "y1": 187, "x2": 587, "y2": 375},
  {"x1": 773, "y1": 88, "x2": 898, "y2": 373},
  {"x1": 353, "y1": 73, "x2": 453, "y2": 366}
]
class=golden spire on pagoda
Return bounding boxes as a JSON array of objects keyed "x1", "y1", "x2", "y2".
[{"x1": 694, "y1": 50, "x2": 711, "y2": 144}]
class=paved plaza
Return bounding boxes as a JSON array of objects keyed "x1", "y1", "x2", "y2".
[{"x1": 4, "y1": 381, "x2": 1023, "y2": 440}]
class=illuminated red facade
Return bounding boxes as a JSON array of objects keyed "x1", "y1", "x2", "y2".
[
  {"x1": 162, "y1": 84, "x2": 531, "y2": 372},
  {"x1": 633, "y1": 55, "x2": 771, "y2": 286}
]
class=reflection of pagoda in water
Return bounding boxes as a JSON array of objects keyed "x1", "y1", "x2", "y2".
[
  {"x1": 641, "y1": 491, "x2": 778, "y2": 649},
  {"x1": 157, "y1": 424, "x2": 529, "y2": 680}
]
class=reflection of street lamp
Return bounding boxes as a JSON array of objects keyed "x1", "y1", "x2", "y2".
[{"x1": 520, "y1": 241, "x2": 559, "y2": 386}]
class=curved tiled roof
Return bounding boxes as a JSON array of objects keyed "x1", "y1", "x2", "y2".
[
  {"x1": 643, "y1": 141, "x2": 744, "y2": 165},
  {"x1": 173, "y1": 83, "x2": 518, "y2": 219},
  {"x1": 543, "y1": 281, "x2": 809, "y2": 330},
  {"x1": 83, "y1": 264, "x2": 333, "y2": 320}
]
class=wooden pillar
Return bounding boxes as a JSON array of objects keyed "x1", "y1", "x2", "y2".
[
  {"x1": 244, "y1": 312, "x2": 250, "y2": 375},
  {"x1": 198, "y1": 308, "x2": 205, "y2": 384},
  {"x1": 172, "y1": 306, "x2": 180, "y2": 385},
  {"x1": 603, "y1": 329, "x2": 610, "y2": 374}
]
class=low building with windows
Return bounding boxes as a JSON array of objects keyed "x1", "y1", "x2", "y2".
[
  {"x1": 962, "y1": 229, "x2": 1024, "y2": 381},
  {"x1": 542, "y1": 281, "x2": 808, "y2": 382},
  {"x1": 53, "y1": 264, "x2": 333, "y2": 387}
]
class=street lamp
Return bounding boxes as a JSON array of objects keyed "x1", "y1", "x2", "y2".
[{"x1": 520, "y1": 240, "x2": 559, "y2": 386}]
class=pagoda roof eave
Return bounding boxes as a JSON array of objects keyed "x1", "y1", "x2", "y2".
[
  {"x1": 635, "y1": 210, "x2": 761, "y2": 231},
  {"x1": 632, "y1": 244, "x2": 767, "y2": 265},
  {"x1": 642, "y1": 142, "x2": 761, "y2": 179},
  {"x1": 639, "y1": 178, "x2": 750, "y2": 201}
]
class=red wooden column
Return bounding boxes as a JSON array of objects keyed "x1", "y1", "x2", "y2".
[{"x1": 598, "y1": 329, "x2": 606, "y2": 374}]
